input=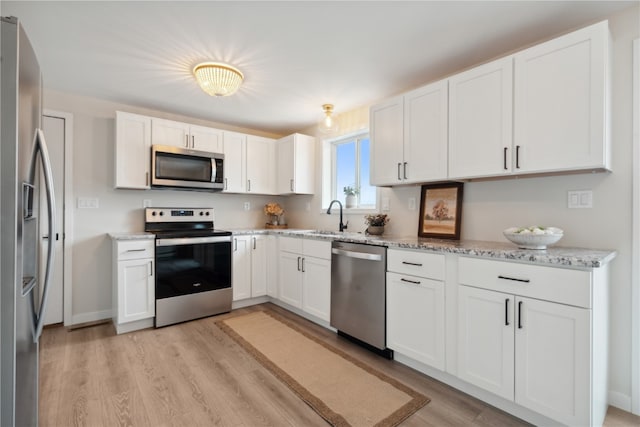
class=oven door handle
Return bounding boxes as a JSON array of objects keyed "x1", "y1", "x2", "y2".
[{"x1": 156, "y1": 236, "x2": 232, "y2": 246}]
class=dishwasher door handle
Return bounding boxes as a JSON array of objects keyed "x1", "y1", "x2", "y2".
[{"x1": 331, "y1": 247, "x2": 383, "y2": 261}]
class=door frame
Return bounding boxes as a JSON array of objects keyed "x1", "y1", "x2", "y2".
[
  {"x1": 632, "y1": 38, "x2": 639, "y2": 416},
  {"x1": 43, "y1": 109, "x2": 74, "y2": 327}
]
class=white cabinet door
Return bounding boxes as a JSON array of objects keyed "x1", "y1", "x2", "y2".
[
  {"x1": 458, "y1": 285, "x2": 515, "y2": 401},
  {"x1": 251, "y1": 235, "x2": 268, "y2": 297},
  {"x1": 387, "y1": 272, "x2": 445, "y2": 370},
  {"x1": 449, "y1": 57, "x2": 513, "y2": 179},
  {"x1": 232, "y1": 236, "x2": 251, "y2": 301},
  {"x1": 370, "y1": 96, "x2": 404, "y2": 186},
  {"x1": 403, "y1": 80, "x2": 448, "y2": 183},
  {"x1": 117, "y1": 258, "x2": 154, "y2": 324},
  {"x1": 266, "y1": 236, "x2": 279, "y2": 298},
  {"x1": 515, "y1": 296, "x2": 590, "y2": 426},
  {"x1": 151, "y1": 118, "x2": 190, "y2": 148},
  {"x1": 276, "y1": 133, "x2": 315, "y2": 194},
  {"x1": 301, "y1": 256, "x2": 331, "y2": 321},
  {"x1": 190, "y1": 124, "x2": 224, "y2": 153},
  {"x1": 115, "y1": 111, "x2": 151, "y2": 189},
  {"x1": 246, "y1": 135, "x2": 276, "y2": 194},
  {"x1": 222, "y1": 131, "x2": 246, "y2": 193},
  {"x1": 514, "y1": 21, "x2": 609, "y2": 173},
  {"x1": 279, "y1": 251, "x2": 302, "y2": 308}
]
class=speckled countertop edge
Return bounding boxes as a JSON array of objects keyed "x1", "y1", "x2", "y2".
[
  {"x1": 106, "y1": 229, "x2": 616, "y2": 268},
  {"x1": 229, "y1": 228, "x2": 617, "y2": 269}
]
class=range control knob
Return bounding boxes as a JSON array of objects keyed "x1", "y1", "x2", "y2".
[
  {"x1": 151, "y1": 211, "x2": 157, "y2": 216},
  {"x1": 159, "y1": 211, "x2": 164, "y2": 216},
  {"x1": 199, "y1": 211, "x2": 204, "y2": 216},
  {"x1": 205, "y1": 211, "x2": 210, "y2": 216}
]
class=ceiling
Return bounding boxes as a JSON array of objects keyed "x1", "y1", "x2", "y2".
[{"x1": 2, "y1": 1, "x2": 637, "y2": 136}]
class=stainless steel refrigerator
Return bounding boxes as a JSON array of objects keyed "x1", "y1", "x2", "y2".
[{"x1": 1, "y1": 16, "x2": 56, "y2": 427}]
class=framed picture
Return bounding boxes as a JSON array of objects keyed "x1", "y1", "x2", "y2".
[{"x1": 418, "y1": 182, "x2": 463, "y2": 239}]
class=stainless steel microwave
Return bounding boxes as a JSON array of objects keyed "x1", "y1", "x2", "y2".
[{"x1": 151, "y1": 145, "x2": 224, "y2": 191}]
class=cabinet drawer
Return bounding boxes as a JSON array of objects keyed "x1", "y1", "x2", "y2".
[
  {"x1": 279, "y1": 236, "x2": 303, "y2": 253},
  {"x1": 388, "y1": 249, "x2": 445, "y2": 280},
  {"x1": 116, "y1": 240, "x2": 154, "y2": 261},
  {"x1": 458, "y1": 257, "x2": 592, "y2": 308},
  {"x1": 304, "y1": 239, "x2": 331, "y2": 260}
]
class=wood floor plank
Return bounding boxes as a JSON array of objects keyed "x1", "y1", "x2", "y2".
[{"x1": 39, "y1": 303, "x2": 640, "y2": 427}]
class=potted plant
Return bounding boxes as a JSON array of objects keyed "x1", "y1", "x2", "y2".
[
  {"x1": 343, "y1": 186, "x2": 359, "y2": 208},
  {"x1": 364, "y1": 214, "x2": 389, "y2": 235}
]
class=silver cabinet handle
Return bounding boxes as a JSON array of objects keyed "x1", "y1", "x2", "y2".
[
  {"x1": 503, "y1": 147, "x2": 508, "y2": 170},
  {"x1": 403, "y1": 162, "x2": 408, "y2": 180},
  {"x1": 126, "y1": 248, "x2": 147, "y2": 252},
  {"x1": 224, "y1": 178, "x2": 228, "y2": 190},
  {"x1": 297, "y1": 256, "x2": 301, "y2": 271},
  {"x1": 146, "y1": 171, "x2": 149, "y2": 186},
  {"x1": 400, "y1": 277, "x2": 420, "y2": 285},
  {"x1": 234, "y1": 238, "x2": 238, "y2": 251},
  {"x1": 192, "y1": 135, "x2": 195, "y2": 148},
  {"x1": 149, "y1": 260, "x2": 153, "y2": 277},
  {"x1": 515, "y1": 145, "x2": 521, "y2": 169},
  {"x1": 331, "y1": 247, "x2": 382, "y2": 261},
  {"x1": 252, "y1": 236, "x2": 256, "y2": 250},
  {"x1": 185, "y1": 134, "x2": 189, "y2": 147},
  {"x1": 301, "y1": 257, "x2": 305, "y2": 272},
  {"x1": 290, "y1": 179, "x2": 294, "y2": 192},
  {"x1": 397, "y1": 163, "x2": 402, "y2": 180},
  {"x1": 247, "y1": 180, "x2": 251, "y2": 192}
]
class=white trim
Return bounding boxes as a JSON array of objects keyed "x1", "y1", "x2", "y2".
[
  {"x1": 609, "y1": 390, "x2": 632, "y2": 413},
  {"x1": 71, "y1": 309, "x2": 112, "y2": 326},
  {"x1": 43, "y1": 109, "x2": 74, "y2": 327},
  {"x1": 632, "y1": 38, "x2": 640, "y2": 416}
]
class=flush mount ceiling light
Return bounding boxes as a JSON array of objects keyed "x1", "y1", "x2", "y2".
[
  {"x1": 193, "y1": 62, "x2": 244, "y2": 97},
  {"x1": 318, "y1": 104, "x2": 340, "y2": 135}
]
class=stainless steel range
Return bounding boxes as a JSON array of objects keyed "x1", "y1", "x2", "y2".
[{"x1": 144, "y1": 208, "x2": 232, "y2": 327}]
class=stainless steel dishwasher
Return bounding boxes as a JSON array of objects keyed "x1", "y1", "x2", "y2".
[{"x1": 330, "y1": 241, "x2": 390, "y2": 357}]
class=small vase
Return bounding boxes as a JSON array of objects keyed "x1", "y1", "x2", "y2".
[
  {"x1": 345, "y1": 194, "x2": 356, "y2": 209},
  {"x1": 367, "y1": 225, "x2": 384, "y2": 235},
  {"x1": 271, "y1": 215, "x2": 279, "y2": 225}
]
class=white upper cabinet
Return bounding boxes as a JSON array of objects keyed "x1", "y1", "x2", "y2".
[
  {"x1": 448, "y1": 56, "x2": 514, "y2": 180},
  {"x1": 152, "y1": 117, "x2": 223, "y2": 152},
  {"x1": 222, "y1": 131, "x2": 246, "y2": 193},
  {"x1": 370, "y1": 96, "x2": 404, "y2": 186},
  {"x1": 115, "y1": 111, "x2": 152, "y2": 189},
  {"x1": 276, "y1": 133, "x2": 315, "y2": 194},
  {"x1": 223, "y1": 132, "x2": 276, "y2": 195},
  {"x1": 371, "y1": 80, "x2": 449, "y2": 186},
  {"x1": 513, "y1": 20, "x2": 610, "y2": 173},
  {"x1": 247, "y1": 135, "x2": 276, "y2": 194},
  {"x1": 403, "y1": 80, "x2": 448, "y2": 183}
]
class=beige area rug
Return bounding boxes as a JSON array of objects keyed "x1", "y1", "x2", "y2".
[{"x1": 216, "y1": 310, "x2": 429, "y2": 427}]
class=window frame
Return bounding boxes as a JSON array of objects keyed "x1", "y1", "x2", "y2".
[{"x1": 321, "y1": 129, "x2": 379, "y2": 213}]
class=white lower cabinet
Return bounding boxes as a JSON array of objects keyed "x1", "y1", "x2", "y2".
[
  {"x1": 112, "y1": 239, "x2": 155, "y2": 334},
  {"x1": 456, "y1": 256, "x2": 604, "y2": 426},
  {"x1": 387, "y1": 271, "x2": 445, "y2": 370},
  {"x1": 278, "y1": 237, "x2": 331, "y2": 321},
  {"x1": 232, "y1": 235, "x2": 271, "y2": 301}
]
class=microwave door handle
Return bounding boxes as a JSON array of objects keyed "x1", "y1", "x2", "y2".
[{"x1": 211, "y1": 159, "x2": 216, "y2": 183}]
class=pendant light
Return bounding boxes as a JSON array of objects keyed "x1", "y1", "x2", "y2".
[
  {"x1": 193, "y1": 62, "x2": 244, "y2": 97},
  {"x1": 318, "y1": 104, "x2": 340, "y2": 135}
]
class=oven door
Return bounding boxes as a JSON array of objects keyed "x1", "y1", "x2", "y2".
[{"x1": 155, "y1": 235, "x2": 231, "y2": 299}]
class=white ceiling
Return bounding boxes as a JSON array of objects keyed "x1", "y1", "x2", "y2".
[{"x1": 2, "y1": 1, "x2": 637, "y2": 135}]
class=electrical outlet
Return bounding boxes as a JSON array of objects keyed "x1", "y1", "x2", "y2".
[
  {"x1": 244, "y1": 202, "x2": 250, "y2": 211},
  {"x1": 306, "y1": 202, "x2": 311, "y2": 211},
  {"x1": 408, "y1": 197, "x2": 416, "y2": 211}
]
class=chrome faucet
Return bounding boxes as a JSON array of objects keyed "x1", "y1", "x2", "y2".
[{"x1": 327, "y1": 200, "x2": 348, "y2": 232}]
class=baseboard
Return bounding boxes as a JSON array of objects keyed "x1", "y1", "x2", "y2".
[
  {"x1": 71, "y1": 309, "x2": 112, "y2": 326},
  {"x1": 608, "y1": 390, "x2": 632, "y2": 412}
]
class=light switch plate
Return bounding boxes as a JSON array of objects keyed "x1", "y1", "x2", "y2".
[
  {"x1": 77, "y1": 197, "x2": 99, "y2": 209},
  {"x1": 568, "y1": 190, "x2": 593, "y2": 208},
  {"x1": 408, "y1": 197, "x2": 416, "y2": 211},
  {"x1": 382, "y1": 197, "x2": 390, "y2": 211}
]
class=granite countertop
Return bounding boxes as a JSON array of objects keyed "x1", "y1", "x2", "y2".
[{"x1": 229, "y1": 228, "x2": 616, "y2": 269}]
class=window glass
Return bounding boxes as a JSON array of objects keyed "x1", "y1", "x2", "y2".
[{"x1": 329, "y1": 132, "x2": 376, "y2": 209}]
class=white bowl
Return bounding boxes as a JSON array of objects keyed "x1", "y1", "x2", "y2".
[{"x1": 503, "y1": 226, "x2": 563, "y2": 250}]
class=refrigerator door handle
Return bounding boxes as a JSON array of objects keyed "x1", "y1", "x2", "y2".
[{"x1": 27, "y1": 128, "x2": 56, "y2": 342}]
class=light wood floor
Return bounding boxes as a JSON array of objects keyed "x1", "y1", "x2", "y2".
[{"x1": 40, "y1": 303, "x2": 640, "y2": 427}]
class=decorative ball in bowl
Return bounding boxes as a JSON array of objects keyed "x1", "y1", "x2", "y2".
[{"x1": 503, "y1": 226, "x2": 563, "y2": 250}]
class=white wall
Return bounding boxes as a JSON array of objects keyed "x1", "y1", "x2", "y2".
[
  {"x1": 286, "y1": 5, "x2": 640, "y2": 410},
  {"x1": 45, "y1": 3, "x2": 638, "y2": 411}
]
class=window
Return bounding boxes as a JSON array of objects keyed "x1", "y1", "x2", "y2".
[{"x1": 323, "y1": 131, "x2": 377, "y2": 210}]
